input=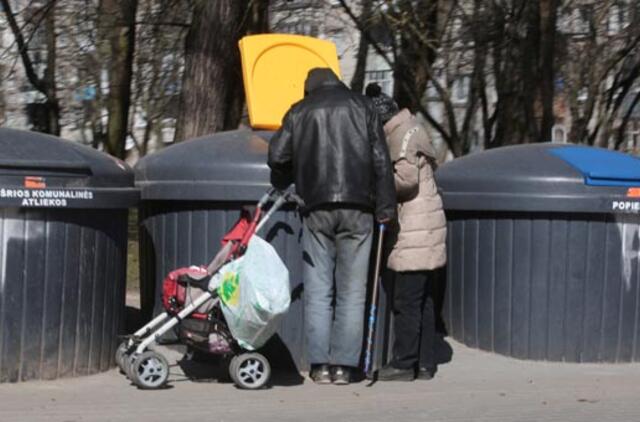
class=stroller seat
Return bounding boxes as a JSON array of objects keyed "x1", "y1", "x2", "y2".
[{"x1": 177, "y1": 271, "x2": 210, "y2": 290}]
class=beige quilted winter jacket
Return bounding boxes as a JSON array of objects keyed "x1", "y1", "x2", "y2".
[{"x1": 383, "y1": 109, "x2": 447, "y2": 272}]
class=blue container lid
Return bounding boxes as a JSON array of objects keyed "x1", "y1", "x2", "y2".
[
  {"x1": 548, "y1": 146, "x2": 640, "y2": 187},
  {"x1": 436, "y1": 143, "x2": 640, "y2": 214}
]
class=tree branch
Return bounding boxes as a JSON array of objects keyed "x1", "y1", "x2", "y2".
[
  {"x1": 615, "y1": 88, "x2": 640, "y2": 150},
  {"x1": 337, "y1": 0, "x2": 454, "y2": 149},
  {"x1": 0, "y1": 0, "x2": 53, "y2": 93},
  {"x1": 134, "y1": 20, "x2": 190, "y2": 28}
]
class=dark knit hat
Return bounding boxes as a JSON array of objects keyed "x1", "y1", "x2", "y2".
[
  {"x1": 304, "y1": 68, "x2": 340, "y2": 96},
  {"x1": 365, "y1": 83, "x2": 399, "y2": 124}
]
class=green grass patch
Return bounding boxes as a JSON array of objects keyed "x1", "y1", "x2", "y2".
[{"x1": 127, "y1": 209, "x2": 140, "y2": 293}]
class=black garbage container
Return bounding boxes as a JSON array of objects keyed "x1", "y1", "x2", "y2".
[
  {"x1": 135, "y1": 129, "x2": 391, "y2": 371},
  {"x1": 436, "y1": 143, "x2": 640, "y2": 363},
  {"x1": 0, "y1": 128, "x2": 138, "y2": 382},
  {"x1": 135, "y1": 130, "x2": 309, "y2": 368}
]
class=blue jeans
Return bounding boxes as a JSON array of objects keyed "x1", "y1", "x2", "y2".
[{"x1": 302, "y1": 208, "x2": 374, "y2": 367}]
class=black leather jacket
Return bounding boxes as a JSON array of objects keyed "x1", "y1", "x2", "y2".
[{"x1": 268, "y1": 70, "x2": 396, "y2": 221}]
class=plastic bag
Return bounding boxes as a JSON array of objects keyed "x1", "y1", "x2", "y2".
[{"x1": 212, "y1": 236, "x2": 290, "y2": 350}]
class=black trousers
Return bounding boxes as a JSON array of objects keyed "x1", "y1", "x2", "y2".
[{"x1": 390, "y1": 271, "x2": 436, "y2": 370}]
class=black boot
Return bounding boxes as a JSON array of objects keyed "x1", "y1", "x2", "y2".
[
  {"x1": 377, "y1": 364, "x2": 415, "y2": 381},
  {"x1": 416, "y1": 366, "x2": 435, "y2": 380}
]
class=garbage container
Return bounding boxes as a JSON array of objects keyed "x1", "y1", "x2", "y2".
[
  {"x1": 436, "y1": 143, "x2": 640, "y2": 362},
  {"x1": 0, "y1": 128, "x2": 138, "y2": 382},
  {"x1": 135, "y1": 130, "x2": 308, "y2": 368}
]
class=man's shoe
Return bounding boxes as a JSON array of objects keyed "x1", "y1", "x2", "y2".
[
  {"x1": 331, "y1": 366, "x2": 351, "y2": 385},
  {"x1": 416, "y1": 367, "x2": 435, "y2": 380},
  {"x1": 377, "y1": 365, "x2": 415, "y2": 381},
  {"x1": 310, "y1": 364, "x2": 332, "y2": 384}
]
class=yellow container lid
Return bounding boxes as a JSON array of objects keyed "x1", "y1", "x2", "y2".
[{"x1": 239, "y1": 34, "x2": 341, "y2": 130}]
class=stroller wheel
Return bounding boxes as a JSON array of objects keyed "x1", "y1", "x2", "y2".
[
  {"x1": 229, "y1": 353, "x2": 271, "y2": 390},
  {"x1": 115, "y1": 342, "x2": 128, "y2": 373},
  {"x1": 124, "y1": 353, "x2": 138, "y2": 380},
  {"x1": 131, "y1": 351, "x2": 170, "y2": 389}
]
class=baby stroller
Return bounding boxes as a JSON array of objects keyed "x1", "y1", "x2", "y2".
[{"x1": 116, "y1": 189, "x2": 299, "y2": 390}]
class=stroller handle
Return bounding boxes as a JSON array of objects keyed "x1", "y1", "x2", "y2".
[
  {"x1": 257, "y1": 188, "x2": 303, "y2": 208},
  {"x1": 257, "y1": 188, "x2": 278, "y2": 208},
  {"x1": 218, "y1": 188, "x2": 304, "y2": 264},
  {"x1": 284, "y1": 191, "x2": 305, "y2": 208},
  {"x1": 255, "y1": 189, "x2": 304, "y2": 234}
]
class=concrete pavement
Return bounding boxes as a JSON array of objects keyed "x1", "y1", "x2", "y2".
[{"x1": 1, "y1": 339, "x2": 639, "y2": 422}]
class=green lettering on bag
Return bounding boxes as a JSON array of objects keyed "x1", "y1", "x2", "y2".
[{"x1": 218, "y1": 271, "x2": 240, "y2": 306}]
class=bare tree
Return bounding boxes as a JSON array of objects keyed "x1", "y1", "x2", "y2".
[
  {"x1": 350, "y1": 0, "x2": 373, "y2": 94},
  {"x1": 129, "y1": 0, "x2": 189, "y2": 156},
  {"x1": 174, "y1": 0, "x2": 269, "y2": 141},
  {"x1": 538, "y1": 0, "x2": 559, "y2": 144},
  {"x1": 387, "y1": 0, "x2": 447, "y2": 112},
  {"x1": 99, "y1": 0, "x2": 138, "y2": 159},
  {"x1": 555, "y1": 1, "x2": 640, "y2": 148},
  {"x1": 338, "y1": 0, "x2": 456, "y2": 151},
  {"x1": 488, "y1": 0, "x2": 561, "y2": 146},
  {"x1": 1, "y1": 0, "x2": 60, "y2": 135},
  {"x1": 54, "y1": 1, "x2": 107, "y2": 147},
  {"x1": 340, "y1": 0, "x2": 565, "y2": 155}
]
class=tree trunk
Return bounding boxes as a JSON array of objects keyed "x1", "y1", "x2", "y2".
[
  {"x1": 248, "y1": 0, "x2": 270, "y2": 34},
  {"x1": 537, "y1": 0, "x2": 557, "y2": 142},
  {"x1": 350, "y1": 0, "x2": 372, "y2": 94},
  {"x1": 490, "y1": 0, "x2": 559, "y2": 147},
  {"x1": 101, "y1": 0, "x2": 138, "y2": 159},
  {"x1": 43, "y1": 6, "x2": 60, "y2": 135},
  {"x1": 392, "y1": 0, "x2": 441, "y2": 112},
  {"x1": 175, "y1": 0, "x2": 268, "y2": 141},
  {"x1": 523, "y1": 1, "x2": 541, "y2": 143},
  {"x1": 491, "y1": 2, "x2": 525, "y2": 146}
]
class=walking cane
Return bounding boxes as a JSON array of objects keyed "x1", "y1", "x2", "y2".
[{"x1": 364, "y1": 223, "x2": 386, "y2": 382}]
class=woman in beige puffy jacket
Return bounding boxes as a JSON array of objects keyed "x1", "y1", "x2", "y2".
[{"x1": 366, "y1": 84, "x2": 447, "y2": 382}]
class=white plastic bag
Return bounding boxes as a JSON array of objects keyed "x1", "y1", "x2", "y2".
[{"x1": 213, "y1": 236, "x2": 290, "y2": 350}]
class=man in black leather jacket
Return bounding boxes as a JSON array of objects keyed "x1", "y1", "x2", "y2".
[{"x1": 268, "y1": 68, "x2": 396, "y2": 385}]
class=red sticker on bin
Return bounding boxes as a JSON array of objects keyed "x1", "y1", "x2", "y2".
[
  {"x1": 24, "y1": 176, "x2": 46, "y2": 189},
  {"x1": 626, "y1": 187, "x2": 640, "y2": 198}
]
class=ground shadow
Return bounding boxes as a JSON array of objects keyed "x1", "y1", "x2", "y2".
[
  {"x1": 433, "y1": 266, "x2": 448, "y2": 336},
  {"x1": 174, "y1": 335, "x2": 304, "y2": 387},
  {"x1": 125, "y1": 306, "x2": 144, "y2": 334},
  {"x1": 435, "y1": 334, "x2": 454, "y2": 366},
  {"x1": 433, "y1": 266, "x2": 453, "y2": 371},
  {"x1": 176, "y1": 353, "x2": 232, "y2": 384},
  {"x1": 256, "y1": 335, "x2": 305, "y2": 386},
  {"x1": 265, "y1": 221, "x2": 294, "y2": 242}
]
